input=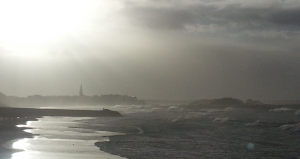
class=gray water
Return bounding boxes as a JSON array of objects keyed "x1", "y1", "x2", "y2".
[
  {"x1": 5, "y1": 105, "x2": 300, "y2": 159},
  {"x1": 80, "y1": 105, "x2": 300, "y2": 159}
]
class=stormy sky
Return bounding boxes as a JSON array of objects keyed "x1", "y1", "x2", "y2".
[{"x1": 1, "y1": 0, "x2": 300, "y2": 101}]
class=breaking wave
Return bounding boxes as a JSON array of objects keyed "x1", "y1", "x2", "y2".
[
  {"x1": 269, "y1": 107, "x2": 293, "y2": 112},
  {"x1": 279, "y1": 123, "x2": 300, "y2": 132}
]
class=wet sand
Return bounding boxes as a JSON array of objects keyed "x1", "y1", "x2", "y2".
[
  {"x1": 0, "y1": 117, "x2": 36, "y2": 159},
  {"x1": 0, "y1": 106, "x2": 122, "y2": 158}
]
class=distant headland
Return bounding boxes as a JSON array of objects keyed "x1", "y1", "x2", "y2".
[
  {"x1": 0, "y1": 107, "x2": 122, "y2": 118},
  {"x1": 189, "y1": 97, "x2": 263, "y2": 107},
  {"x1": 0, "y1": 85, "x2": 145, "y2": 107}
]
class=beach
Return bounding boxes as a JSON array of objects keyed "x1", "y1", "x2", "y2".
[
  {"x1": 0, "y1": 116, "x2": 126, "y2": 159},
  {"x1": 0, "y1": 106, "x2": 124, "y2": 159},
  {"x1": 1, "y1": 104, "x2": 300, "y2": 159},
  {"x1": 0, "y1": 117, "x2": 36, "y2": 159}
]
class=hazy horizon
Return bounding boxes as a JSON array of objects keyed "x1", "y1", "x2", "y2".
[{"x1": 1, "y1": 0, "x2": 300, "y2": 101}]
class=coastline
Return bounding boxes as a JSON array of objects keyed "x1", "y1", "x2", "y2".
[
  {"x1": 0, "y1": 117, "x2": 36, "y2": 159},
  {"x1": 0, "y1": 107, "x2": 122, "y2": 117},
  {"x1": 0, "y1": 106, "x2": 124, "y2": 158}
]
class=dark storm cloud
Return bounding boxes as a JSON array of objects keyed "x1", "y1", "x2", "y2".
[
  {"x1": 122, "y1": 7, "x2": 198, "y2": 30},
  {"x1": 122, "y1": 1, "x2": 300, "y2": 34},
  {"x1": 111, "y1": 0, "x2": 300, "y2": 100},
  {"x1": 270, "y1": 9, "x2": 300, "y2": 26},
  {"x1": 2, "y1": 0, "x2": 300, "y2": 101}
]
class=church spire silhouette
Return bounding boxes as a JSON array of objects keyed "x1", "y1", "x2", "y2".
[{"x1": 79, "y1": 84, "x2": 84, "y2": 96}]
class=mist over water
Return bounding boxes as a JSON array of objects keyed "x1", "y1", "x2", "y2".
[{"x1": 1, "y1": 0, "x2": 300, "y2": 158}]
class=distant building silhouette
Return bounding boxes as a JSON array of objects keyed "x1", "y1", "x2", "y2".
[
  {"x1": 0, "y1": 86, "x2": 146, "y2": 107},
  {"x1": 79, "y1": 84, "x2": 84, "y2": 96}
]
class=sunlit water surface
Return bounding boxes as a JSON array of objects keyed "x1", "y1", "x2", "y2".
[{"x1": 9, "y1": 116, "x2": 126, "y2": 159}]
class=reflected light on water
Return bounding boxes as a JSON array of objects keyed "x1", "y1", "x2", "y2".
[
  {"x1": 12, "y1": 138, "x2": 31, "y2": 150},
  {"x1": 11, "y1": 151, "x2": 40, "y2": 159},
  {"x1": 24, "y1": 129, "x2": 36, "y2": 134},
  {"x1": 11, "y1": 138, "x2": 36, "y2": 159},
  {"x1": 9, "y1": 116, "x2": 127, "y2": 159},
  {"x1": 16, "y1": 121, "x2": 33, "y2": 128}
]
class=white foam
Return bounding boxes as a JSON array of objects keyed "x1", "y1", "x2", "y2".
[
  {"x1": 269, "y1": 107, "x2": 293, "y2": 112},
  {"x1": 245, "y1": 120, "x2": 268, "y2": 126},
  {"x1": 295, "y1": 110, "x2": 300, "y2": 115},
  {"x1": 279, "y1": 123, "x2": 300, "y2": 131},
  {"x1": 168, "y1": 106, "x2": 179, "y2": 109},
  {"x1": 212, "y1": 117, "x2": 230, "y2": 123}
]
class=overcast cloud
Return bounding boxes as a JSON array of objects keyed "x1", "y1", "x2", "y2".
[{"x1": 0, "y1": 0, "x2": 300, "y2": 101}]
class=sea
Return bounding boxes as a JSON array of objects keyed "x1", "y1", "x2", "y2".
[{"x1": 3, "y1": 104, "x2": 300, "y2": 159}]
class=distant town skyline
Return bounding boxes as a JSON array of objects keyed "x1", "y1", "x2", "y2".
[
  {"x1": 1, "y1": 0, "x2": 300, "y2": 101},
  {"x1": 79, "y1": 84, "x2": 84, "y2": 97}
]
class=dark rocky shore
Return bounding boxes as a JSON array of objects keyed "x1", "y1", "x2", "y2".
[{"x1": 0, "y1": 107, "x2": 122, "y2": 118}]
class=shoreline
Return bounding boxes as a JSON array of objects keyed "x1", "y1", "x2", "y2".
[
  {"x1": 0, "y1": 106, "x2": 123, "y2": 159},
  {"x1": 0, "y1": 117, "x2": 36, "y2": 159},
  {"x1": 0, "y1": 106, "x2": 122, "y2": 117},
  {"x1": 1, "y1": 116, "x2": 128, "y2": 159}
]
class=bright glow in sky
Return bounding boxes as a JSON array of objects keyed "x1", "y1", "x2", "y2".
[
  {"x1": 0, "y1": 0, "x2": 100, "y2": 55},
  {"x1": 1, "y1": 0, "x2": 300, "y2": 100}
]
